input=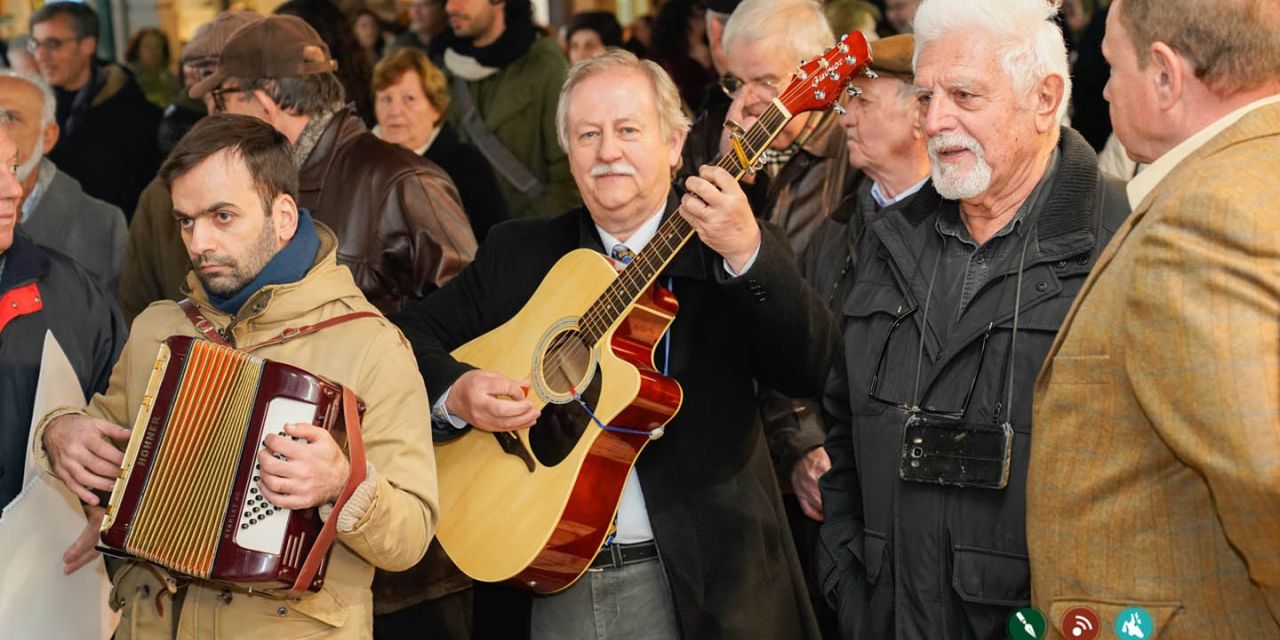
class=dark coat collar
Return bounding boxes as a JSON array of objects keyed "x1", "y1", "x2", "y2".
[
  {"x1": 0, "y1": 230, "x2": 51, "y2": 292},
  {"x1": 572, "y1": 191, "x2": 710, "y2": 280}
]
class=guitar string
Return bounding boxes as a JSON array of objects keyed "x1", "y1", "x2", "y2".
[{"x1": 535, "y1": 76, "x2": 844, "y2": 394}]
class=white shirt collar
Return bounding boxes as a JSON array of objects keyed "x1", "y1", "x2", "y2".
[
  {"x1": 870, "y1": 175, "x2": 929, "y2": 208},
  {"x1": 594, "y1": 201, "x2": 667, "y2": 255},
  {"x1": 1126, "y1": 93, "x2": 1280, "y2": 208}
]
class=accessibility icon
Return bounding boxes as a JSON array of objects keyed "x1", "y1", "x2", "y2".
[{"x1": 1114, "y1": 607, "x2": 1153, "y2": 639}]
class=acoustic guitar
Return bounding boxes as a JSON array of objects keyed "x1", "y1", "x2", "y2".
[{"x1": 435, "y1": 33, "x2": 874, "y2": 594}]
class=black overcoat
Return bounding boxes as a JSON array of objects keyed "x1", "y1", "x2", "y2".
[{"x1": 394, "y1": 196, "x2": 838, "y2": 639}]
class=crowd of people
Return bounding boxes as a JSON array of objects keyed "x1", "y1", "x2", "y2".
[{"x1": 0, "y1": 0, "x2": 1276, "y2": 638}]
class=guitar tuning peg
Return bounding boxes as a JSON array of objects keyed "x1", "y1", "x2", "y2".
[
  {"x1": 823, "y1": 47, "x2": 832, "y2": 55},
  {"x1": 863, "y1": 69, "x2": 880, "y2": 79},
  {"x1": 814, "y1": 89, "x2": 827, "y2": 102},
  {"x1": 799, "y1": 58, "x2": 807, "y2": 66},
  {"x1": 838, "y1": 42, "x2": 849, "y2": 54},
  {"x1": 832, "y1": 104, "x2": 847, "y2": 116},
  {"x1": 846, "y1": 85, "x2": 863, "y2": 98},
  {"x1": 840, "y1": 33, "x2": 848, "y2": 42}
]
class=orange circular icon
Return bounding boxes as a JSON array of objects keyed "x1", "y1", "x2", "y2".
[{"x1": 1061, "y1": 606, "x2": 1100, "y2": 640}]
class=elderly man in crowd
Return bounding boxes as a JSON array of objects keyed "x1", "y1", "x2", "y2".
[
  {"x1": 119, "y1": 14, "x2": 475, "y2": 323},
  {"x1": 1028, "y1": 0, "x2": 1280, "y2": 636},
  {"x1": 819, "y1": 0, "x2": 1129, "y2": 636},
  {"x1": 0, "y1": 114, "x2": 124, "y2": 513},
  {"x1": 34, "y1": 114, "x2": 439, "y2": 638},
  {"x1": 712, "y1": 0, "x2": 855, "y2": 260},
  {"x1": 0, "y1": 70, "x2": 126, "y2": 292},
  {"x1": 394, "y1": 49, "x2": 836, "y2": 639},
  {"x1": 29, "y1": 2, "x2": 160, "y2": 215}
]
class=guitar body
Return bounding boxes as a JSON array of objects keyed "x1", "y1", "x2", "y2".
[{"x1": 435, "y1": 249, "x2": 683, "y2": 593}]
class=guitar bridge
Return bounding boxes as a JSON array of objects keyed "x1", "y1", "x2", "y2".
[{"x1": 494, "y1": 432, "x2": 536, "y2": 473}]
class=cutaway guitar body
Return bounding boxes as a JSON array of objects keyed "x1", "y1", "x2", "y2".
[{"x1": 436, "y1": 249, "x2": 682, "y2": 593}]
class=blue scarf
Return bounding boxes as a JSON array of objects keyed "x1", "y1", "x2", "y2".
[{"x1": 207, "y1": 210, "x2": 320, "y2": 314}]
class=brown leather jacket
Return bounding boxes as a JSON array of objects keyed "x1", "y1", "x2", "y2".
[
  {"x1": 304, "y1": 109, "x2": 476, "y2": 313},
  {"x1": 116, "y1": 108, "x2": 475, "y2": 320}
]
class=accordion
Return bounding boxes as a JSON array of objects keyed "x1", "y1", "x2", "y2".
[{"x1": 100, "y1": 335, "x2": 365, "y2": 595}]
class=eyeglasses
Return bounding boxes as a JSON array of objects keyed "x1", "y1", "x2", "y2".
[
  {"x1": 866, "y1": 305, "x2": 994, "y2": 421},
  {"x1": 208, "y1": 86, "x2": 243, "y2": 113},
  {"x1": 718, "y1": 74, "x2": 782, "y2": 100},
  {"x1": 27, "y1": 36, "x2": 82, "y2": 54}
]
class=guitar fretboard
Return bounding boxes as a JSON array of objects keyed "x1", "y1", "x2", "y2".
[{"x1": 578, "y1": 105, "x2": 792, "y2": 345}]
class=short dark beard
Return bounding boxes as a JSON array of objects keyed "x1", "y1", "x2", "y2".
[{"x1": 194, "y1": 217, "x2": 279, "y2": 297}]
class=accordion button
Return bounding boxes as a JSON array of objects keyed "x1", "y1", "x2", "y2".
[
  {"x1": 250, "y1": 518, "x2": 257, "y2": 524},
  {"x1": 253, "y1": 506, "x2": 260, "y2": 513},
  {"x1": 277, "y1": 607, "x2": 288, "y2": 617},
  {"x1": 241, "y1": 524, "x2": 248, "y2": 529},
  {"x1": 251, "y1": 487, "x2": 258, "y2": 494}
]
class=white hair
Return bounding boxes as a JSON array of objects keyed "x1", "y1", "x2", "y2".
[
  {"x1": 0, "y1": 69, "x2": 56, "y2": 128},
  {"x1": 721, "y1": 0, "x2": 834, "y2": 64},
  {"x1": 556, "y1": 48, "x2": 692, "y2": 153},
  {"x1": 912, "y1": 0, "x2": 1071, "y2": 124}
]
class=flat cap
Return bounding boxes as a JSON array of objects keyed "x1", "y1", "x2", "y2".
[{"x1": 868, "y1": 33, "x2": 914, "y2": 83}]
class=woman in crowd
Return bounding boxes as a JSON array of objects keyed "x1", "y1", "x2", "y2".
[
  {"x1": 125, "y1": 27, "x2": 178, "y2": 108},
  {"x1": 649, "y1": 0, "x2": 714, "y2": 109},
  {"x1": 372, "y1": 48, "x2": 508, "y2": 241},
  {"x1": 353, "y1": 8, "x2": 389, "y2": 66}
]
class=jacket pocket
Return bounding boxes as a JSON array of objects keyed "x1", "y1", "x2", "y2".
[
  {"x1": 1048, "y1": 598, "x2": 1182, "y2": 639},
  {"x1": 287, "y1": 583, "x2": 350, "y2": 628},
  {"x1": 950, "y1": 544, "x2": 1030, "y2": 607}
]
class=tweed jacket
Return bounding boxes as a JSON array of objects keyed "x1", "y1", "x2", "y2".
[{"x1": 1027, "y1": 103, "x2": 1280, "y2": 638}]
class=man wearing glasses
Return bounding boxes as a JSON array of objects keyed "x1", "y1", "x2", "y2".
[
  {"x1": 712, "y1": 0, "x2": 857, "y2": 259},
  {"x1": 28, "y1": 2, "x2": 160, "y2": 216},
  {"x1": 817, "y1": 0, "x2": 1129, "y2": 637}
]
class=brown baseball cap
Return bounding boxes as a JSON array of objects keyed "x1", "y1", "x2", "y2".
[
  {"x1": 867, "y1": 34, "x2": 915, "y2": 83},
  {"x1": 191, "y1": 15, "x2": 337, "y2": 99},
  {"x1": 181, "y1": 11, "x2": 262, "y2": 66}
]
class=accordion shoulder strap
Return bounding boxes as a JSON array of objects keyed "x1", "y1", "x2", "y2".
[
  {"x1": 283, "y1": 386, "x2": 367, "y2": 596},
  {"x1": 178, "y1": 299, "x2": 381, "y2": 350}
]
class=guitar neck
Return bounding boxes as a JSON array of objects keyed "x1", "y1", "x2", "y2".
[{"x1": 578, "y1": 102, "x2": 796, "y2": 345}]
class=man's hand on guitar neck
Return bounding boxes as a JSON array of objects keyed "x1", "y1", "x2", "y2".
[
  {"x1": 681, "y1": 165, "x2": 763, "y2": 275},
  {"x1": 445, "y1": 370, "x2": 541, "y2": 432}
]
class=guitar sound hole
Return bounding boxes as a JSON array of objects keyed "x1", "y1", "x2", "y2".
[
  {"x1": 529, "y1": 366, "x2": 602, "y2": 468},
  {"x1": 539, "y1": 330, "x2": 592, "y2": 398}
]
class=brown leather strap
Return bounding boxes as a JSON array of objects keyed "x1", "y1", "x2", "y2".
[
  {"x1": 177, "y1": 298, "x2": 380, "y2": 351},
  {"x1": 281, "y1": 386, "x2": 367, "y2": 596},
  {"x1": 243, "y1": 312, "x2": 382, "y2": 351},
  {"x1": 179, "y1": 299, "x2": 231, "y2": 346}
]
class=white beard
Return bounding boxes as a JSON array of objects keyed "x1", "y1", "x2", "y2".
[{"x1": 928, "y1": 131, "x2": 992, "y2": 200}]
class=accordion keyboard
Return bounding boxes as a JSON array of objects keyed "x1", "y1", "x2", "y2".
[{"x1": 235, "y1": 397, "x2": 316, "y2": 554}]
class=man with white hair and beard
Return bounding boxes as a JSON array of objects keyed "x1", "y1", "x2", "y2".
[
  {"x1": 818, "y1": 0, "x2": 1129, "y2": 637},
  {"x1": 0, "y1": 70, "x2": 126, "y2": 291}
]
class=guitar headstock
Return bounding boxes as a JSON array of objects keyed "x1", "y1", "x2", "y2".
[{"x1": 777, "y1": 32, "x2": 875, "y2": 117}]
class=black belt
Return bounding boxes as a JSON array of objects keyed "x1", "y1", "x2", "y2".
[{"x1": 589, "y1": 541, "x2": 659, "y2": 570}]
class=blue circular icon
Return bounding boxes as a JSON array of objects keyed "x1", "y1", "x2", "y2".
[{"x1": 1114, "y1": 607, "x2": 1153, "y2": 639}]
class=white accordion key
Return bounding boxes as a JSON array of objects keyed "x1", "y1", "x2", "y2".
[{"x1": 235, "y1": 397, "x2": 316, "y2": 554}]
